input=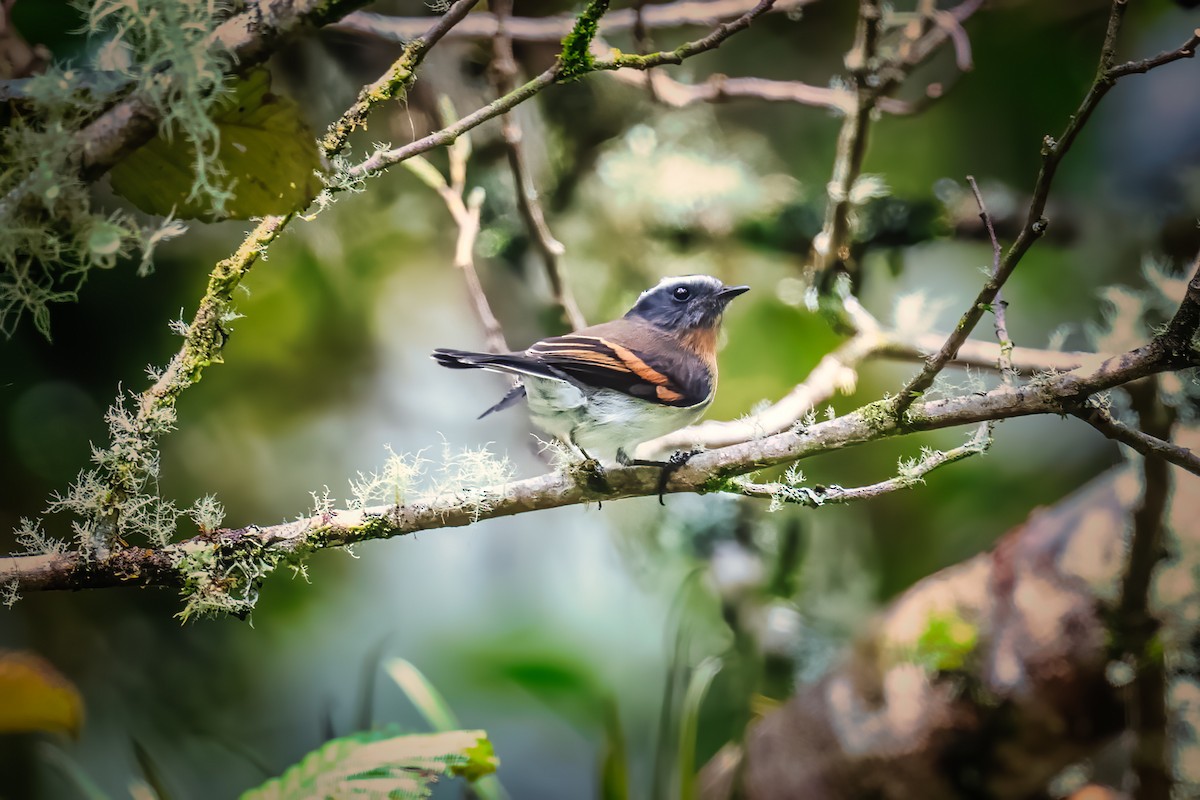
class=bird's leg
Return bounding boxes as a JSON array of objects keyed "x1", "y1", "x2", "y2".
[
  {"x1": 570, "y1": 433, "x2": 609, "y2": 498},
  {"x1": 616, "y1": 448, "x2": 702, "y2": 505}
]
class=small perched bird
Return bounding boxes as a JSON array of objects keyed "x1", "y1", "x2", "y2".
[{"x1": 432, "y1": 275, "x2": 749, "y2": 496}]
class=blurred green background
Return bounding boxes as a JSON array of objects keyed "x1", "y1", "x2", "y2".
[{"x1": 3, "y1": 0, "x2": 1200, "y2": 797}]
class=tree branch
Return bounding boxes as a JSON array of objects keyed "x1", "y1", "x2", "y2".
[
  {"x1": 5, "y1": 305, "x2": 1196, "y2": 601},
  {"x1": 68, "y1": 1, "x2": 483, "y2": 547},
  {"x1": 335, "y1": 0, "x2": 813, "y2": 44},
  {"x1": 734, "y1": 423, "x2": 991, "y2": 508},
  {"x1": 894, "y1": 2, "x2": 1199, "y2": 416},
  {"x1": 640, "y1": 314, "x2": 1106, "y2": 457},
  {"x1": 810, "y1": 0, "x2": 985, "y2": 297},
  {"x1": 966, "y1": 175, "x2": 1015, "y2": 381},
  {"x1": 1072, "y1": 404, "x2": 1200, "y2": 477},
  {"x1": 491, "y1": 0, "x2": 586, "y2": 331},
  {"x1": 347, "y1": 0, "x2": 778, "y2": 180}
]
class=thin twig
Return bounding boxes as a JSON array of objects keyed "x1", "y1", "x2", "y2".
[
  {"x1": 734, "y1": 424, "x2": 991, "y2": 507},
  {"x1": 810, "y1": 0, "x2": 985, "y2": 298},
  {"x1": 894, "y1": 3, "x2": 1199, "y2": 416},
  {"x1": 335, "y1": 0, "x2": 813, "y2": 43},
  {"x1": 404, "y1": 142, "x2": 508, "y2": 352},
  {"x1": 491, "y1": 0, "x2": 586, "y2": 331},
  {"x1": 349, "y1": 0, "x2": 778, "y2": 179},
  {"x1": 604, "y1": 70, "x2": 916, "y2": 114},
  {"x1": 1072, "y1": 403, "x2": 1200, "y2": 477},
  {"x1": 966, "y1": 175, "x2": 1014, "y2": 383}
]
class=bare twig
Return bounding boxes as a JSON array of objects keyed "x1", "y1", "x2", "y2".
[
  {"x1": 894, "y1": 3, "x2": 1199, "y2": 416},
  {"x1": 404, "y1": 136, "x2": 507, "y2": 352},
  {"x1": 604, "y1": 70, "x2": 917, "y2": 114},
  {"x1": 349, "y1": 0, "x2": 778, "y2": 179},
  {"x1": 734, "y1": 424, "x2": 991, "y2": 507},
  {"x1": 491, "y1": 0, "x2": 586, "y2": 331},
  {"x1": 1073, "y1": 403, "x2": 1200, "y2": 477},
  {"x1": 966, "y1": 176, "x2": 1014, "y2": 382},
  {"x1": 335, "y1": 0, "x2": 813, "y2": 44},
  {"x1": 810, "y1": 0, "x2": 986, "y2": 296}
]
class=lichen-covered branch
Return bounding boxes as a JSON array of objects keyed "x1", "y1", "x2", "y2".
[
  {"x1": 1, "y1": 0, "x2": 369, "y2": 220},
  {"x1": 4, "y1": 304, "x2": 1196, "y2": 608},
  {"x1": 733, "y1": 423, "x2": 991, "y2": 509},
  {"x1": 894, "y1": 2, "x2": 1200, "y2": 416},
  {"x1": 64, "y1": 1, "x2": 484, "y2": 549}
]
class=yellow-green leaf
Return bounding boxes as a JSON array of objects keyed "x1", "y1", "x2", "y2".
[
  {"x1": 110, "y1": 68, "x2": 326, "y2": 220},
  {"x1": 0, "y1": 650, "x2": 84, "y2": 737},
  {"x1": 239, "y1": 728, "x2": 499, "y2": 800}
]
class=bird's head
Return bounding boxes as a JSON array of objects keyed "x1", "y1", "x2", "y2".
[{"x1": 625, "y1": 275, "x2": 750, "y2": 331}]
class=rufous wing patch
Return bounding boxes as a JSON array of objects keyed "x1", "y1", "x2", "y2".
[{"x1": 656, "y1": 386, "x2": 684, "y2": 402}]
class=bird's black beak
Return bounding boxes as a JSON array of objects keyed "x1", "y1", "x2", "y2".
[{"x1": 717, "y1": 285, "x2": 750, "y2": 303}]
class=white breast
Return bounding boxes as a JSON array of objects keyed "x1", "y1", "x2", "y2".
[{"x1": 522, "y1": 376, "x2": 709, "y2": 461}]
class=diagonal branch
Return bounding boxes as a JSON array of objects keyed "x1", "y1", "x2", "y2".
[
  {"x1": 1072, "y1": 403, "x2": 1200, "y2": 477},
  {"x1": 335, "y1": 0, "x2": 813, "y2": 44},
  {"x1": 893, "y1": 4, "x2": 1200, "y2": 417},
  {"x1": 79, "y1": 1, "x2": 484, "y2": 544},
  {"x1": 491, "y1": 0, "x2": 586, "y2": 332},
  {"x1": 348, "y1": 0, "x2": 778, "y2": 179}
]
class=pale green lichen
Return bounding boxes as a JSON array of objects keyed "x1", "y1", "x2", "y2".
[{"x1": 1, "y1": 0, "x2": 225, "y2": 337}]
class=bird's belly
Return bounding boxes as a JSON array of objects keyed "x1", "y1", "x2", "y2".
[{"x1": 523, "y1": 378, "x2": 708, "y2": 460}]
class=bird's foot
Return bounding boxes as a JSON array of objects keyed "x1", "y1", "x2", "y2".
[
  {"x1": 617, "y1": 448, "x2": 702, "y2": 505},
  {"x1": 570, "y1": 456, "x2": 610, "y2": 501}
]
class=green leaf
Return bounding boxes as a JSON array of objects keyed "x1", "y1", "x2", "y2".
[
  {"x1": 384, "y1": 658, "x2": 508, "y2": 800},
  {"x1": 238, "y1": 729, "x2": 498, "y2": 800},
  {"x1": 110, "y1": 68, "x2": 325, "y2": 220}
]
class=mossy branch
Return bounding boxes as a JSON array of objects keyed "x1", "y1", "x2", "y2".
[
  {"x1": 4, "y1": 300, "x2": 1197, "y2": 613},
  {"x1": 62, "y1": 0, "x2": 485, "y2": 552}
]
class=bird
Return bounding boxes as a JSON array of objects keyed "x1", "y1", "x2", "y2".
[{"x1": 432, "y1": 275, "x2": 749, "y2": 501}]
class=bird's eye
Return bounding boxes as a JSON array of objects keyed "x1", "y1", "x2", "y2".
[{"x1": 672, "y1": 286, "x2": 691, "y2": 302}]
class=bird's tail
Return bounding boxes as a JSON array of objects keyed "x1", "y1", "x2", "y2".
[{"x1": 431, "y1": 348, "x2": 566, "y2": 382}]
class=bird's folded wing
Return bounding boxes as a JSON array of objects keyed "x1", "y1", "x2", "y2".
[{"x1": 526, "y1": 332, "x2": 709, "y2": 407}]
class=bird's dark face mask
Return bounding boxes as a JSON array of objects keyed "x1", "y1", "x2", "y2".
[{"x1": 627, "y1": 276, "x2": 750, "y2": 331}]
